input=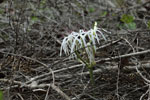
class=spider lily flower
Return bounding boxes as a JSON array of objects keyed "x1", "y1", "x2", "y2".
[{"x1": 60, "y1": 22, "x2": 108, "y2": 64}]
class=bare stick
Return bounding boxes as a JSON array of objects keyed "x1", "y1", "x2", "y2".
[
  {"x1": 0, "y1": 79, "x2": 71, "y2": 100},
  {"x1": 25, "y1": 49, "x2": 150, "y2": 84}
]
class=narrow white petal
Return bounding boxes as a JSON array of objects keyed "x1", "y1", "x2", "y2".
[{"x1": 97, "y1": 30, "x2": 107, "y2": 41}]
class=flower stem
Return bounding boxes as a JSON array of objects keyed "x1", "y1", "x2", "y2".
[{"x1": 88, "y1": 66, "x2": 94, "y2": 84}]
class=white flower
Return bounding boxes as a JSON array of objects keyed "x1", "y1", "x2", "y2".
[{"x1": 60, "y1": 22, "x2": 108, "y2": 64}]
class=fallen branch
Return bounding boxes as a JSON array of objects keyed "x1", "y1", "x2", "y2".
[
  {"x1": 25, "y1": 49, "x2": 150, "y2": 85},
  {"x1": 0, "y1": 79, "x2": 71, "y2": 100},
  {"x1": 96, "y1": 49, "x2": 150, "y2": 63}
]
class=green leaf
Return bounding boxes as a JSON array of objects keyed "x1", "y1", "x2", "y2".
[
  {"x1": 0, "y1": 91, "x2": 3, "y2": 100},
  {"x1": 88, "y1": 7, "x2": 95, "y2": 13},
  {"x1": 100, "y1": 11, "x2": 107, "y2": 17},
  {"x1": 121, "y1": 14, "x2": 134, "y2": 23},
  {"x1": 0, "y1": 9, "x2": 4, "y2": 14},
  {"x1": 147, "y1": 20, "x2": 150, "y2": 29},
  {"x1": 125, "y1": 22, "x2": 136, "y2": 30},
  {"x1": 31, "y1": 16, "x2": 39, "y2": 22}
]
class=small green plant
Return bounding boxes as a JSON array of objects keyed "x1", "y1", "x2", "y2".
[
  {"x1": 88, "y1": 7, "x2": 95, "y2": 13},
  {"x1": 0, "y1": 90, "x2": 3, "y2": 100},
  {"x1": 120, "y1": 14, "x2": 136, "y2": 30},
  {"x1": 100, "y1": 11, "x2": 107, "y2": 17},
  {"x1": 0, "y1": 9, "x2": 4, "y2": 14},
  {"x1": 121, "y1": 14, "x2": 134, "y2": 23},
  {"x1": 31, "y1": 16, "x2": 39, "y2": 22},
  {"x1": 147, "y1": 20, "x2": 150, "y2": 29},
  {"x1": 60, "y1": 22, "x2": 108, "y2": 83}
]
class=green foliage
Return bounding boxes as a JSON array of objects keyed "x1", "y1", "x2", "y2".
[
  {"x1": 147, "y1": 20, "x2": 150, "y2": 29},
  {"x1": 121, "y1": 14, "x2": 134, "y2": 23},
  {"x1": 125, "y1": 22, "x2": 136, "y2": 30},
  {"x1": 0, "y1": 91, "x2": 3, "y2": 100},
  {"x1": 88, "y1": 7, "x2": 95, "y2": 13},
  {"x1": 120, "y1": 14, "x2": 136, "y2": 30},
  {"x1": 0, "y1": 9, "x2": 4, "y2": 14},
  {"x1": 30, "y1": 16, "x2": 40, "y2": 26},
  {"x1": 100, "y1": 11, "x2": 107, "y2": 17},
  {"x1": 31, "y1": 16, "x2": 39, "y2": 22}
]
